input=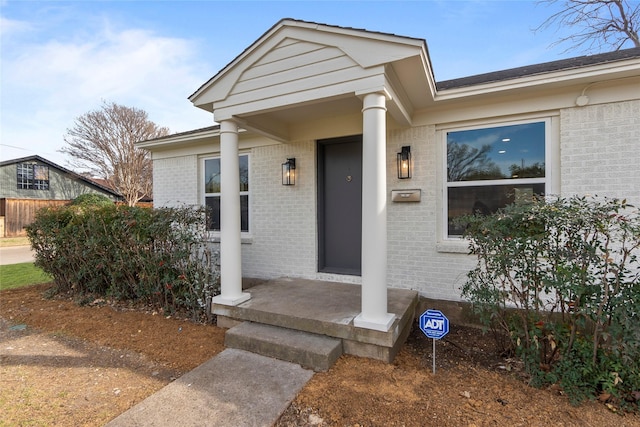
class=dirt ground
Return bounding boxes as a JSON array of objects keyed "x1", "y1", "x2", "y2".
[{"x1": 1, "y1": 283, "x2": 639, "y2": 427}]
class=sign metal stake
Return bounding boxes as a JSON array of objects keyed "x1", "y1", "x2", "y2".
[
  {"x1": 432, "y1": 338, "x2": 436, "y2": 374},
  {"x1": 418, "y1": 309, "x2": 449, "y2": 375}
]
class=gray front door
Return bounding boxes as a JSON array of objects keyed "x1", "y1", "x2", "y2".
[{"x1": 317, "y1": 136, "x2": 362, "y2": 275}]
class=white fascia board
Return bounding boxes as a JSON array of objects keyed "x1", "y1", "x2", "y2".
[
  {"x1": 384, "y1": 66, "x2": 414, "y2": 126},
  {"x1": 190, "y1": 32, "x2": 286, "y2": 107},
  {"x1": 290, "y1": 27, "x2": 424, "y2": 69},
  {"x1": 434, "y1": 60, "x2": 640, "y2": 102},
  {"x1": 190, "y1": 19, "x2": 436, "y2": 110},
  {"x1": 279, "y1": 19, "x2": 428, "y2": 68},
  {"x1": 215, "y1": 74, "x2": 387, "y2": 122},
  {"x1": 136, "y1": 128, "x2": 222, "y2": 151},
  {"x1": 189, "y1": 22, "x2": 287, "y2": 105}
]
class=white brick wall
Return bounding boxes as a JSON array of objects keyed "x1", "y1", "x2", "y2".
[
  {"x1": 560, "y1": 100, "x2": 640, "y2": 205},
  {"x1": 150, "y1": 131, "x2": 484, "y2": 301},
  {"x1": 241, "y1": 141, "x2": 319, "y2": 280},
  {"x1": 386, "y1": 126, "x2": 476, "y2": 301},
  {"x1": 153, "y1": 155, "x2": 199, "y2": 207},
  {"x1": 152, "y1": 100, "x2": 639, "y2": 303}
]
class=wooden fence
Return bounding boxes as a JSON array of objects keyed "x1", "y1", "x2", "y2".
[{"x1": 0, "y1": 198, "x2": 70, "y2": 237}]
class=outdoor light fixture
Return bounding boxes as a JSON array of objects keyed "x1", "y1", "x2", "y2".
[
  {"x1": 282, "y1": 158, "x2": 296, "y2": 185},
  {"x1": 397, "y1": 146, "x2": 411, "y2": 179}
]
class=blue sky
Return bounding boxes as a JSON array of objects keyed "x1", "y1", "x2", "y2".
[{"x1": 0, "y1": 0, "x2": 625, "y2": 167}]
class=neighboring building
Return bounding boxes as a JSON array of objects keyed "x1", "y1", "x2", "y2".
[
  {"x1": 0, "y1": 155, "x2": 121, "y2": 236},
  {"x1": 138, "y1": 19, "x2": 640, "y2": 331}
]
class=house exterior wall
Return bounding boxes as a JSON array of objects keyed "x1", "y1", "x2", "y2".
[
  {"x1": 152, "y1": 155, "x2": 200, "y2": 207},
  {"x1": 560, "y1": 99, "x2": 640, "y2": 202},
  {"x1": 0, "y1": 160, "x2": 116, "y2": 201},
  {"x1": 385, "y1": 125, "x2": 477, "y2": 301},
  {"x1": 240, "y1": 141, "x2": 322, "y2": 280},
  {"x1": 150, "y1": 99, "x2": 639, "y2": 302}
]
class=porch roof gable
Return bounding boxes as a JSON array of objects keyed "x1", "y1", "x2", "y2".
[{"x1": 188, "y1": 19, "x2": 436, "y2": 138}]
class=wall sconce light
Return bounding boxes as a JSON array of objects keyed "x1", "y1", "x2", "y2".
[
  {"x1": 397, "y1": 146, "x2": 411, "y2": 179},
  {"x1": 282, "y1": 158, "x2": 296, "y2": 185}
]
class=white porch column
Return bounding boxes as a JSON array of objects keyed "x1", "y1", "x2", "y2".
[
  {"x1": 212, "y1": 120, "x2": 250, "y2": 306},
  {"x1": 354, "y1": 92, "x2": 395, "y2": 332}
]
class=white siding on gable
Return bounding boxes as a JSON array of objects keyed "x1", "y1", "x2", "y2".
[
  {"x1": 240, "y1": 40, "x2": 346, "y2": 82},
  {"x1": 560, "y1": 99, "x2": 640, "y2": 205},
  {"x1": 220, "y1": 39, "x2": 381, "y2": 114}
]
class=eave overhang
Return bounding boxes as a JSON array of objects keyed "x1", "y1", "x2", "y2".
[
  {"x1": 187, "y1": 19, "x2": 436, "y2": 141},
  {"x1": 135, "y1": 125, "x2": 221, "y2": 151},
  {"x1": 138, "y1": 23, "x2": 639, "y2": 151},
  {"x1": 434, "y1": 49, "x2": 640, "y2": 103}
]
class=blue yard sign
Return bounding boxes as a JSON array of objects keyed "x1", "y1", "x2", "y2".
[
  {"x1": 419, "y1": 309, "x2": 450, "y2": 374},
  {"x1": 419, "y1": 309, "x2": 449, "y2": 340}
]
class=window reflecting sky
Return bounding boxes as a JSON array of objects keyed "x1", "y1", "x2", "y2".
[{"x1": 447, "y1": 122, "x2": 545, "y2": 181}]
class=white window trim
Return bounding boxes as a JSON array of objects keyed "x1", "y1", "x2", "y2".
[
  {"x1": 437, "y1": 115, "x2": 559, "y2": 251},
  {"x1": 201, "y1": 153, "x2": 252, "y2": 238}
]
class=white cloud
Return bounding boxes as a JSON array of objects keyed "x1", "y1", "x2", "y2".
[
  {"x1": 1, "y1": 13, "x2": 213, "y2": 166},
  {"x1": 0, "y1": 15, "x2": 32, "y2": 36}
]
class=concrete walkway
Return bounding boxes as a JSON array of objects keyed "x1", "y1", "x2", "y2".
[
  {"x1": 0, "y1": 245, "x2": 34, "y2": 265},
  {"x1": 105, "y1": 348, "x2": 314, "y2": 427}
]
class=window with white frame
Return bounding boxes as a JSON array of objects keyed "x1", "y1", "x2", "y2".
[
  {"x1": 17, "y1": 163, "x2": 50, "y2": 190},
  {"x1": 446, "y1": 120, "x2": 548, "y2": 237},
  {"x1": 203, "y1": 155, "x2": 249, "y2": 232}
]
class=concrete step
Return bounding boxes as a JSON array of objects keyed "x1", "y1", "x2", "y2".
[
  {"x1": 213, "y1": 278, "x2": 419, "y2": 363},
  {"x1": 225, "y1": 322, "x2": 343, "y2": 372}
]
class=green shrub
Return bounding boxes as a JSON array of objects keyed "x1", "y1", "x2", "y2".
[
  {"x1": 460, "y1": 195, "x2": 640, "y2": 410},
  {"x1": 71, "y1": 193, "x2": 114, "y2": 207},
  {"x1": 25, "y1": 204, "x2": 219, "y2": 321}
]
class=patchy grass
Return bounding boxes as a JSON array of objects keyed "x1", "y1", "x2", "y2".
[
  {"x1": 0, "y1": 237, "x2": 30, "y2": 247},
  {"x1": 0, "y1": 262, "x2": 52, "y2": 290}
]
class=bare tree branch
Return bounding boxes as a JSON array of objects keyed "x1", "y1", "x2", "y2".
[
  {"x1": 61, "y1": 101, "x2": 169, "y2": 206},
  {"x1": 536, "y1": 0, "x2": 640, "y2": 53}
]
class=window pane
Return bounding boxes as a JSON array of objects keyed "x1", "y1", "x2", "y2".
[
  {"x1": 206, "y1": 196, "x2": 249, "y2": 232},
  {"x1": 17, "y1": 164, "x2": 32, "y2": 179},
  {"x1": 239, "y1": 155, "x2": 249, "y2": 192},
  {"x1": 204, "y1": 159, "x2": 221, "y2": 194},
  {"x1": 33, "y1": 165, "x2": 49, "y2": 181},
  {"x1": 17, "y1": 164, "x2": 33, "y2": 189},
  {"x1": 447, "y1": 122, "x2": 545, "y2": 182},
  {"x1": 240, "y1": 195, "x2": 249, "y2": 232},
  {"x1": 448, "y1": 183, "x2": 545, "y2": 236},
  {"x1": 34, "y1": 180, "x2": 49, "y2": 190},
  {"x1": 204, "y1": 156, "x2": 249, "y2": 232},
  {"x1": 33, "y1": 165, "x2": 49, "y2": 190},
  {"x1": 205, "y1": 196, "x2": 220, "y2": 231},
  {"x1": 206, "y1": 157, "x2": 249, "y2": 192}
]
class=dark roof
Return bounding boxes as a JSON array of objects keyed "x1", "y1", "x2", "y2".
[
  {"x1": 437, "y1": 47, "x2": 640, "y2": 90},
  {"x1": 191, "y1": 18, "x2": 640, "y2": 98},
  {"x1": 0, "y1": 155, "x2": 122, "y2": 199},
  {"x1": 85, "y1": 177, "x2": 115, "y2": 192}
]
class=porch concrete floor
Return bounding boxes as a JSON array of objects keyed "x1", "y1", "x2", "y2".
[{"x1": 212, "y1": 278, "x2": 419, "y2": 362}]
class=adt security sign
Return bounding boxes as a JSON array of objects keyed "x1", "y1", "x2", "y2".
[{"x1": 419, "y1": 309, "x2": 449, "y2": 340}]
